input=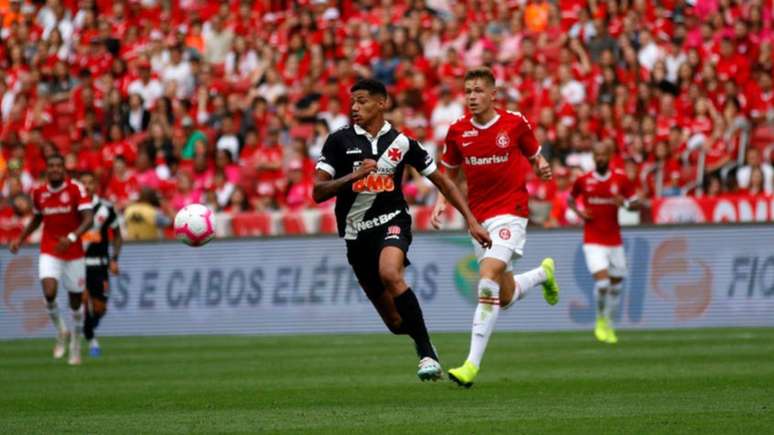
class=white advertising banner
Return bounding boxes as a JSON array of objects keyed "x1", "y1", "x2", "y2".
[{"x1": 1, "y1": 226, "x2": 773, "y2": 339}]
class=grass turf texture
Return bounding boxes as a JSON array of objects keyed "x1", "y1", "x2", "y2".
[{"x1": 1, "y1": 328, "x2": 772, "y2": 434}]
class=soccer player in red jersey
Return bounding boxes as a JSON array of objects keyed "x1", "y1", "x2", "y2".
[
  {"x1": 431, "y1": 68, "x2": 560, "y2": 387},
  {"x1": 9, "y1": 155, "x2": 94, "y2": 365},
  {"x1": 568, "y1": 142, "x2": 640, "y2": 344}
]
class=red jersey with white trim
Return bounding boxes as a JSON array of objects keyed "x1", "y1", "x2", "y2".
[
  {"x1": 442, "y1": 110, "x2": 540, "y2": 221},
  {"x1": 31, "y1": 179, "x2": 92, "y2": 260},
  {"x1": 570, "y1": 170, "x2": 634, "y2": 246}
]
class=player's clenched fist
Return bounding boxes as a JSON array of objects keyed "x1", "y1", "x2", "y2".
[
  {"x1": 468, "y1": 221, "x2": 492, "y2": 249},
  {"x1": 55, "y1": 236, "x2": 73, "y2": 253},
  {"x1": 533, "y1": 155, "x2": 552, "y2": 180},
  {"x1": 353, "y1": 159, "x2": 378, "y2": 180},
  {"x1": 430, "y1": 197, "x2": 446, "y2": 230}
]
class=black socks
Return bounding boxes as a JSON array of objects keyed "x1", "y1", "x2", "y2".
[{"x1": 393, "y1": 288, "x2": 438, "y2": 361}]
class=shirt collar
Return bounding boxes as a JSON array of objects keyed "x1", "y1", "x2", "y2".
[
  {"x1": 353, "y1": 121, "x2": 392, "y2": 141},
  {"x1": 592, "y1": 170, "x2": 611, "y2": 181},
  {"x1": 471, "y1": 113, "x2": 501, "y2": 130},
  {"x1": 47, "y1": 181, "x2": 66, "y2": 192}
]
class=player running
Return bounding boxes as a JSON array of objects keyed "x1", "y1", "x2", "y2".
[
  {"x1": 313, "y1": 79, "x2": 491, "y2": 381},
  {"x1": 568, "y1": 142, "x2": 639, "y2": 344},
  {"x1": 80, "y1": 172, "x2": 122, "y2": 357},
  {"x1": 431, "y1": 68, "x2": 560, "y2": 388},
  {"x1": 9, "y1": 154, "x2": 94, "y2": 365}
]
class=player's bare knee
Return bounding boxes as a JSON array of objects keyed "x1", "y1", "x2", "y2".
[
  {"x1": 41, "y1": 278, "x2": 57, "y2": 294},
  {"x1": 593, "y1": 270, "x2": 610, "y2": 281},
  {"x1": 379, "y1": 267, "x2": 404, "y2": 294},
  {"x1": 93, "y1": 301, "x2": 107, "y2": 317},
  {"x1": 68, "y1": 292, "x2": 82, "y2": 310},
  {"x1": 479, "y1": 257, "x2": 507, "y2": 281}
]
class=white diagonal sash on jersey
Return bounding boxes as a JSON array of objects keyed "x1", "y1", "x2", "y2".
[{"x1": 343, "y1": 134, "x2": 410, "y2": 240}]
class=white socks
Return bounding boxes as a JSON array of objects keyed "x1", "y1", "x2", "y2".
[
  {"x1": 514, "y1": 266, "x2": 547, "y2": 299},
  {"x1": 503, "y1": 266, "x2": 548, "y2": 309},
  {"x1": 466, "y1": 278, "x2": 501, "y2": 368},
  {"x1": 71, "y1": 307, "x2": 83, "y2": 341},
  {"x1": 605, "y1": 282, "x2": 622, "y2": 321},
  {"x1": 46, "y1": 300, "x2": 67, "y2": 334},
  {"x1": 595, "y1": 279, "x2": 611, "y2": 318}
]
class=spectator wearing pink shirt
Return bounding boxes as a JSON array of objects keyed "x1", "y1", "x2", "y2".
[
  {"x1": 134, "y1": 151, "x2": 162, "y2": 190},
  {"x1": 170, "y1": 170, "x2": 202, "y2": 211},
  {"x1": 282, "y1": 160, "x2": 313, "y2": 212},
  {"x1": 214, "y1": 149, "x2": 241, "y2": 185},
  {"x1": 190, "y1": 152, "x2": 214, "y2": 193}
]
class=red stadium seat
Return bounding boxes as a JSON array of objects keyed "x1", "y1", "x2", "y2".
[
  {"x1": 231, "y1": 212, "x2": 273, "y2": 236},
  {"x1": 318, "y1": 210, "x2": 337, "y2": 234},
  {"x1": 281, "y1": 212, "x2": 307, "y2": 235},
  {"x1": 413, "y1": 206, "x2": 434, "y2": 231}
]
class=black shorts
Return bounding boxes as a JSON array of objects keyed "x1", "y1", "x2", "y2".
[
  {"x1": 346, "y1": 220, "x2": 412, "y2": 301},
  {"x1": 85, "y1": 265, "x2": 110, "y2": 301}
]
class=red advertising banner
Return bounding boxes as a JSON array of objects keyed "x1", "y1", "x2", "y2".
[{"x1": 652, "y1": 195, "x2": 774, "y2": 224}]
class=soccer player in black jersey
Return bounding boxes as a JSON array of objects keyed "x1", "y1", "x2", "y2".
[
  {"x1": 313, "y1": 79, "x2": 491, "y2": 381},
  {"x1": 80, "y1": 172, "x2": 122, "y2": 357}
]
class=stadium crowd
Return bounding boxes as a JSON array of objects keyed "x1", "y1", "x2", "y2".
[{"x1": 0, "y1": 0, "x2": 773, "y2": 240}]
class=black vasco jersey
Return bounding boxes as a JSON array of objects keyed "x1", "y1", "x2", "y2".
[
  {"x1": 83, "y1": 197, "x2": 119, "y2": 260},
  {"x1": 316, "y1": 122, "x2": 437, "y2": 240}
]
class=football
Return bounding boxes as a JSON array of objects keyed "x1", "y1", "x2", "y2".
[{"x1": 174, "y1": 204, "x2": 215, "y2": 247}]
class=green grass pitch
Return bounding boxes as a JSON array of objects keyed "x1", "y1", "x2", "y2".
[{"x1": 1, "y1": 328, "x2": 773, "y2": 434}]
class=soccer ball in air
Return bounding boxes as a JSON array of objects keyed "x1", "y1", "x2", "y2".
[{"x1": 174, "y1": 204, "x2": 215, "y2": 247}]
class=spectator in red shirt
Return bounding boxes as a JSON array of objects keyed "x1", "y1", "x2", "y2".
[
  {"x1": 644, "y1": 141, "x2": 683, "y2": 197},
  {"x1": 105, "y1": 156, "x2": 139, "y2": 210}
]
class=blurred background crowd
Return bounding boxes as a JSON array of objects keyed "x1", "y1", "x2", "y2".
[{"x1": 0, "y1": 0, "x2": 772, "y2": 240}]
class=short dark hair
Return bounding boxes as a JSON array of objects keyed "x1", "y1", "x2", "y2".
[
  {"x1": 46, "y1": 154, "x2": 65, "y2": 164},
  {"x1": 350, "y1": 79, "x2": 388, "y2": 98},
  {"x1": 464, "y1": 67, "x2": 496, "y2": 87}
]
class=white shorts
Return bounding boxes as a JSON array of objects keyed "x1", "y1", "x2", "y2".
[
  {"x1": 583, "y1": 244, "x2": 627, "y2": 278},
  {"x1": 472, "y1": 215, "x2": 528, "y2": 272},
  {"x1": 39, "y1": 254, "x2": 86, "y2": 293}
]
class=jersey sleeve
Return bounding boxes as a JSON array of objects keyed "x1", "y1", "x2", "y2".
[
  {"x1": 74, "y1": 182, "x2": 93, "y2": 211},
  {"x1": 107, "y1": 204, "x2": 120, "y2": 229},
  {"x1": 405, "y1": 138, "x2": 437, "y2": 176},
  {"x1": 441, "y1": 127, "x2": 463, "y2": 168},
  {"x1": 516, "y1": 116, "x2": 541, "y2": 159},
  {"x1": 315, "y1": 133, "x2": 342, "y2": 178}
]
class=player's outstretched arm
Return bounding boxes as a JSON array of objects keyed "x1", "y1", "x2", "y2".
[
  {"x1": 621, "y1": 196, "x2": 642, "y2": 211},
  {"x1": 426, "y1": 170, "x2": 491, "y2": 248},
  {"x1": 312, "y1": 159, "x2": 377, "y2": 203},
  {"x1": 8, "y1": 214, "x2": 43, "y2": 254},
  {"x1": 430, "y1": 166, "x2": 465, "y2": 229},
  {"x1": 110, "y1": 225, "x2": 123, "y2": 275}
]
